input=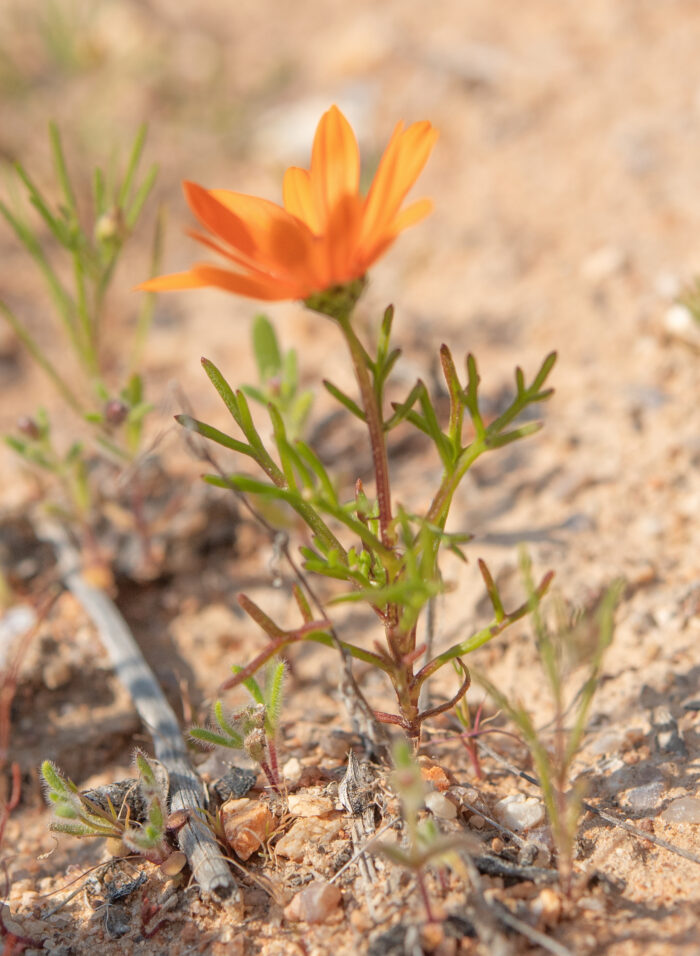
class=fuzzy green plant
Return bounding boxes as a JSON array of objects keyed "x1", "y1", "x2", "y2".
[
  {"x1": 40, "y1": 752, "x2": 180, "y2": 868},
  {"x1": 190, "y1": 660, "x2": 286, "y2": 793},
  {"x1": 476, "y1": 551, "x2": 622, "y2": 893}
]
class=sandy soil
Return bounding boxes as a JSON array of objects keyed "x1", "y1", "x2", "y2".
[{"x1": 2, "y1": 1, "x2": 700, "y2": 953}]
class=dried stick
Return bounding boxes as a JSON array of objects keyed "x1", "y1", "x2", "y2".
[{"x1": 37, "y1": 519, "x2": 238, "y2": 903}]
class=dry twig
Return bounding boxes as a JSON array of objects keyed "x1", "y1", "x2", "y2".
[{"x1": 37, "y1": 519, "x2": 238, "y2": 903}]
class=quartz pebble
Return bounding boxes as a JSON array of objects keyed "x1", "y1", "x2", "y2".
[
  {"x1": 284, "y1": 880, "x2": 342, "y2": 923},
  {"x1": 494, "y1": 795, "x2": 545, "y2": 831},
  {"x1": 660, "y1": 796, "x2": 700, "y2": 824},
  {"x1": 425, "y1": 791, "x2": 457, "y2": 820},
  {"x1": 287, "y1": 792, "x2": 335, "y2": 818},
  {"x1": 221, "y1": 800, "x2": 274, "y2": 860},
  {"x1": 282, "y1": 757, "x2": 303, "y2": 787},
  {"x1": 580, "y1": 245, "x2": 627, "y2": 284},
  {"x1": 623, "y1": 781, "x2": 666, "y2": 812},
  {"x1": 275, "y1": 817, "x2": 343, "y2": 862},
  {"x1": 531, "y1": 887, "x2": 562, "y2": 928},
  {"x1": 664, "y1": 304, "x2": 700, "y2": 348}
]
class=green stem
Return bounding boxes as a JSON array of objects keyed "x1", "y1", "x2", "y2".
[
  {"x1": 0, "y1": 301, "x2": 84, "y2": 416},
  {"x1": 426, "y1": 437, "x2": 486, "y2": 527}
]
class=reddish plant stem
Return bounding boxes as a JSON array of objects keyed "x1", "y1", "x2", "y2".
[{"x1": 336, "y1": 316, "x2": 394, "y2": 552}]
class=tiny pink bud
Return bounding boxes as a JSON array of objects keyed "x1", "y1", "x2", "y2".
[
  {"x1": 104, "y1": 399, "x2": 128, "y2": 426},
  {"x1": 16, "y1": 416, "x2": 41, "y2": 440}
]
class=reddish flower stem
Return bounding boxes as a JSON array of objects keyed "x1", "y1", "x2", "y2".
[{"x1": 337, "y1": 316, "x2": 394, "y2": 551}]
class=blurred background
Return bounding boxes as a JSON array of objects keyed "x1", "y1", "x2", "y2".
[{"x1": 1, "y1": 0, "x2": 699, "y2": 588}]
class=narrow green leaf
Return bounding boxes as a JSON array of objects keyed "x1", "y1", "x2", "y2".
[
  {"x1": 323, "y1": 380, "x2": 365, "y2": 420},
  {"x1": 190, "y1": 727, "x2": 242, "y2": 749},
  {"x1": 48, "y1": 122, "x2": 78, "y2": 222},
  {"x1": 175, "y1": 414, "x2": 256, "y2": 460},
  {"x1": 252, "y1": 314, "x2": 282, "y2": 380},
  {"x1": 125, "y1": 164, "x2": 158, "y2": 229},
  {"x1": 118, "y1": 123, "x2": 147, "y2": 208}
]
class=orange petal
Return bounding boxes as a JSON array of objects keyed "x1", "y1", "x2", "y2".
[
  {"x1": 358, "y1": 198, "x2": 434, "y2": 271},
  {"x1": 186, "y1": 229, "x2": 277, "y2": 278},
  {"x1": 137, "y1": 270, "x2": 209, "y2": 292},
  {"x1": 309, "y1": 106, "x2": 360, "y2": 229},
  {"x1": 190, "y1": 264, "x2": 307, "y2": 301},
  {"x1": 361, "y1": 121, "x2": 438, "y2": 251},
  {"x1": 183, "y1": 182, "x2": 256, "y2": 256},
  {"x1": 283, "y1": 167, "x2": 322, "y2": 234},
  {"x1": 324, "y1": 192, "x2": 365, "y2": 284},
  {"x1": 209, "y1": 189, "x2": 322, "y2": 286}
]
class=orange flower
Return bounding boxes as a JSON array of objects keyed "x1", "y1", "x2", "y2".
[{"x1": 139, "y1": 106, "x2": 438, "y2": 302}]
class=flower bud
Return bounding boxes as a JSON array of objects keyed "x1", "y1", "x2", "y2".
[
  {"x1": 95, "y1": 207, "x2": 127, "y2": 244},
  {"x1": 104, "y1": 399, "x2": 128, "y2": 426},
  {"x1": 16, "y1": 416, "x2": 41, "y2": 440}
]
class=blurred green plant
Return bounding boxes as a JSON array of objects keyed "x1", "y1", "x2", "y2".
[
  {"x1": 1, "y1": 123, "x2": 161, "y2": 560},
  {"x1": 678, "y1": 277, "x2": 700, "y2": 327},
  {"x1": 190, "y1": 660, "x2": 287, "y2": 794},
  {"x1": 377, "y1": 741, "x2": 472, "y2": 920},
  {"x1": 477, "y1": 551, "x2": 622, "y2": 893},
  {"x1": 41, "y1": 752, "x2": 184, "y2": 870},
  {"x1": 241, "y1": 314, "x2": 313, "y2": 441}
]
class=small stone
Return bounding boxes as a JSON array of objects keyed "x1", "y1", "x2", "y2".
[
  {"x1": 420, "y1": 761, "x2": 451, "y2": 792},
  {"x1": 652, "y1": 707, "x2": 687, "y2": 756},
  {"x1": 221, "y1": 800, "x2": 274, "y2": 860},
  {"x1": 212, "y1": 766, "x2": 257, "y2": 802},
  {"x1": 282, "y1": 757, "x2": 303, "y2": 787},
  {"x1": 42, "y1": 659, "x2": 72, "y2": 690},
  {"x1": 319, "y1": 731, "x2": 353, "y2": 760},
  {"x1": 580, "y1": 245, "x2": 627, "y2": 284},
  {"x1": 287, "y1": 792, "x2": 335, "y2": 818},
  {"x1": 425, "y1": 791, "x2": 457, "y2": 820},
  {"x1": 531, "y1": 887, "x2": 562, "y2": 928},
  {"x1": 468, "y1": 814, "x2": 485, "y2": 830},
  {"x1": 664, "y1": 304, "x2": 700, "y2": 348},
  {"x1": 660, "y1": 796, "x2": 700, "y2": 824},
  {"x1": 589, "y1": 730, "x2": 624, "y2": 756},
  {"x1": 275, "y1": 817, "x2": 343, "y2": 862},
  {"x1": 284, "y1": 880, "x2": 342, "y2": 923},
  {"x1": 494, "y1": 795, "x2": 545, "y2": 831},
  {"x1": 623, "y1": 781, "x2": 666, "y2": 812},
  {"x1": 420, "y1": 921, "x2": 447, "y2": 951}
]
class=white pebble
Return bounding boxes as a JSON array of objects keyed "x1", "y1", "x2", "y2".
[
  {"x1": 660, "y1": 796, "x2": 700, "y2": 824},
  {"x1": 494, "y1": 795, "x2": 545, "y2": 831},
  {"x1": 425, "y1": 791, "x2": 457, "y2": 820}
]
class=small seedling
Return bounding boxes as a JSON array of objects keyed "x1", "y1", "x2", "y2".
[
  {"x1": 377, "y1": 741, "x2": 472, "y2": 921},
  {"x1": 190, "y1": 660, "x2": 287, "y2": 794},
  {"x1": 477, "y1": 550, "x2": 622, "y2": 893}
]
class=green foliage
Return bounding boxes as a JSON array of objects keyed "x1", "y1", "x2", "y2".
[
  {"x1": 241, "y1": 315, "x2": 313, "y2": 441},
  {"x1": 476, "y1": 551, "x2": 622, "y2": 890},
  {"x1": 2, "y1": 123, "x2": 163, "y2": 556},
  {"x1": 40, "y1": 752, "x2": 172, "y2": 863},
  {"x1": 182, "y1": 289, "x2": 556, "y2": 738},
  {"x1": 678, "y1": 276, "x2": 700, "y2": 327},
  {"x1": 1, "y1": 123, "x2": 160, "y2": 467}
]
